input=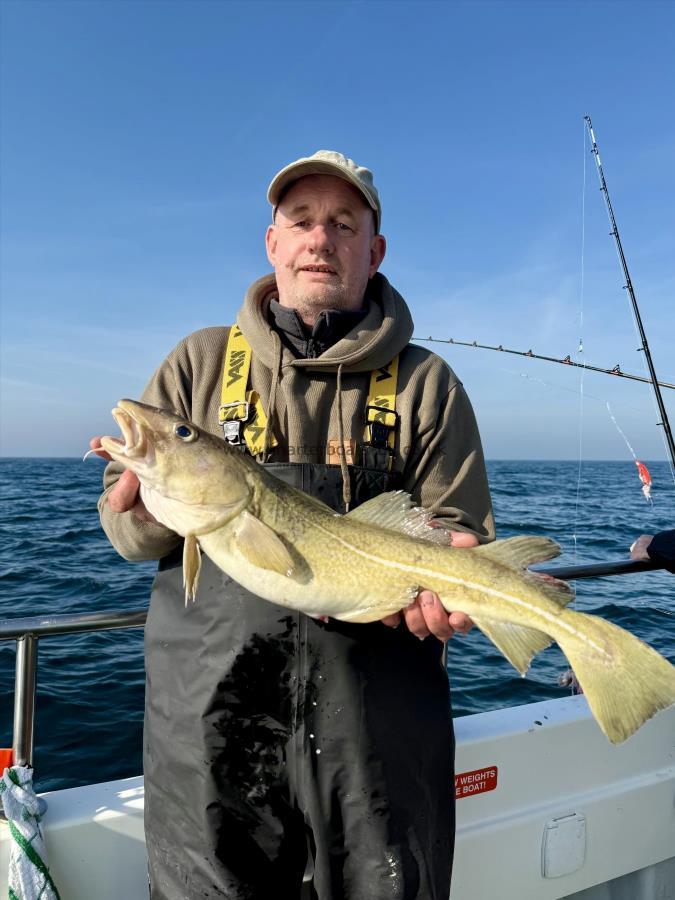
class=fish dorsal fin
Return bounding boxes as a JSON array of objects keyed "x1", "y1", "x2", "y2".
[
  {"x1": 345, "y1": 491, "x2": 414, "y2": 527},
  {"x1": 232, "y1": 511, "x2": 296, "y2": 578},
  {"x1": 471, "y1": 616, "x2": 553, "y2": 676},
  {"x1": 475, "y1": 536, "x2": 574, "y2": 607},
  {"x1": 345, "y1": 491, "x2": 450, "y2": 544},
  {"x1": 183, "y1": 534, "x2": 202, "y2": 605}
]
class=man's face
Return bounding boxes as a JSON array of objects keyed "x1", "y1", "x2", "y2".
[{"x1": 265, "y1": 174, "x2": 386, "y2": 325}]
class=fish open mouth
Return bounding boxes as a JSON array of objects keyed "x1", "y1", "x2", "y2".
[{"x1": 100, "y1": 407, "x2": 148, "y2": 460}]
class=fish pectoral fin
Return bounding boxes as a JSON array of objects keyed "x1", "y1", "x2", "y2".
[
  {"x1": 343, "y1": 586, "x2": 420, "y2": 624},
  {"x1": 471, "y1": 615, "x2": 553, "y2": 676},
  {"x1": 183, "y1": 534, "x2": 202, "y2": 605},
  {"x1": 345, "y1": 491, "x2": 449, "y2": 544},
  {"x1": 233, "y1": 511, "x2": 296, "y2": 578}
]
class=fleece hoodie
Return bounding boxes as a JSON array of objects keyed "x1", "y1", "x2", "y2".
[{"x1": 98, "y1": 272, "x2": 495, "y2": 560}]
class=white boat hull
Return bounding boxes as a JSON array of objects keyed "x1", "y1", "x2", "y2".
[{"x1": 2, "y1": 696, "x2": 674, "y2": 899}]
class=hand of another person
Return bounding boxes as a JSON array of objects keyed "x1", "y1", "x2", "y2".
[
  {"x1": 89, "y1": 437, "x2": 160, "y2": 524},
  {"x1": 630, "y1": 534, "x2": 654, "y2": 561},
  {"x1": 380, "y1": 529, "x2": 477, "y2": 641}
]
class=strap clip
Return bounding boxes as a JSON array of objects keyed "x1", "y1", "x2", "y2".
[
  {"x1": 219, "y1": 400, "x2": 251, "y2": 445},
  {"x1": 365, "y1": 404, "x2": 399, "y2": 451}
]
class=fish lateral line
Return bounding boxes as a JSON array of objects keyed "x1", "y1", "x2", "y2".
[{"x1": 307, "y1": 516, "x2": 609, "y2": 656}]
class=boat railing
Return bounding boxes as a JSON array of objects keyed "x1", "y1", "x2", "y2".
[{"x1": 0, "y1": 608, "x2": 148, "y2": 773}]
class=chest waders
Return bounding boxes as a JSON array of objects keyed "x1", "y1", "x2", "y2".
[{"x1": 143, "y1": 338, "x2": 455, "y2": 900}]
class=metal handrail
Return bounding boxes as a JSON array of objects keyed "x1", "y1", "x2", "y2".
[
  {"x1": 1, "y1": 608, "x2": 147, "y2": 770},
  {"x1": 0, "y1": 608, "x2": 148, "y2": 641}
]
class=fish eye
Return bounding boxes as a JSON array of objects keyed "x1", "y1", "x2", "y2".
[{"x1": 174, "y1": 423, "x2": 197, "y2": 442}]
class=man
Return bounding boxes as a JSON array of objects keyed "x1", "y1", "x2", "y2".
[{"x1": 93, "y1": 151, "x2": 495, "y2": 899}]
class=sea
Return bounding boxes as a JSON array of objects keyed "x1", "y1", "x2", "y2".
[{"x1": 1, "y1": 458, "x2": 674, "y2": 793}]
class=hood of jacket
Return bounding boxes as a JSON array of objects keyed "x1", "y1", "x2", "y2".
[{"x1": 237, "y1": 272, "x2": 414, "y2": 373}]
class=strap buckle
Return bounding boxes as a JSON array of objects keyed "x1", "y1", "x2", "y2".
[
  {"x1": 364, "y1": 404, "x2": 399, "y2": 451},
  {"x1": 219, "y1": 400, "x2": 251, "y2": 445}
]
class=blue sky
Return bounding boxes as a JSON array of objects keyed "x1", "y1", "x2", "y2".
[{"x1": 1, "y1": 0, "x2": 674, "y2": 466}]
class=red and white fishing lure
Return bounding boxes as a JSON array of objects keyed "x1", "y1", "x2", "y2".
[{"x1": 635, "y1": 460, "x2": 652, "y2": 503}]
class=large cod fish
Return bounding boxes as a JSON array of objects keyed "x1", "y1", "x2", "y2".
[{"x1": 100, "y1": 399, "x2": 675, "y2": 745}]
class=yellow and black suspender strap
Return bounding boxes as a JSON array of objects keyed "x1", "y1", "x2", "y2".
[
  {"x1": 220, "y1": 325, "x2": 398, "y2": 465},
  {"x1": 220, "y1": 325, "x2": 251, "y2": 425},
  {"x1": 219, "y1": 325, "x2": 277, "y2": 456},
  {"x1": 363, "y1": 355, "x2": 399, "y2": 470}
]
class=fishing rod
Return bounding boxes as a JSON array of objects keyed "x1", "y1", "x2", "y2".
[
  {"x1": 585, "y1": 116, "x2": 675, "y2": 468},
  {"x1": 537, "y1": 558, "x2": 664, "y2": 580},
  {"x1": 412, "y1": 335, "x2": 675, "y2": 391}
]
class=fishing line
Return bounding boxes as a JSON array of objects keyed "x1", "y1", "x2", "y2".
[
  {"x1": 635, "y1": 348, "x2": 675, "y2": 489},
  {"x1": 502, "y1": 365, "x2": 654, "y2": 503},
  {"x1": 565, "y1": 123, "x2": 587, "y2": 695},
  {"x1": 572, "y1": 121, "x2": 589, "y2": 571},
  {"x1": 605, "y1": 402, "x2": 653, "y2": 504},
  {"x1": 606, "y1": 402, "x2": 637, "y2": 459},
  {"x1": 621, "y1": 280, "x2": 675, "y2": 490},
  {"x1": 499, "y1": 368, "x2": 646, "y2": 412}
]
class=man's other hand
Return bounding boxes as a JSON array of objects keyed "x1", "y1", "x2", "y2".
[
  {"x1": 381, "y1": 530, "x2": 477, "y2": 640},
  {"x1": 89, "y1": 437, "x2": 159, "y2": 524},
  {"x1": 630, "y1": 534, "x2": 654, "y2": 561}
]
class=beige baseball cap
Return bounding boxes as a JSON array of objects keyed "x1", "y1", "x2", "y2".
[{"x1": 267, "y1": 150, "x2": 381, "y2": 232}]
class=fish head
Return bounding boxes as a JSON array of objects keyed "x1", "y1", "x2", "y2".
[{"x1": 100, "y1": 399, "x2": 252, "y2": 510}]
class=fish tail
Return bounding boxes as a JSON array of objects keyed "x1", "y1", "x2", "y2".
[{"x1": 553, "y1": 609, "x2": 675, "y2": 743}]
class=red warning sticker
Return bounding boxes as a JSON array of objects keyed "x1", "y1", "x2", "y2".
[{"x1": 454, "y1": 766, "x2": 498, "y2": 799}]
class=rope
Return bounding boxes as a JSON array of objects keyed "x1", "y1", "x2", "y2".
[
  {"x1": 0, "y1": 766, "x2": 61, "y2": 900},
  {"x1": 335, "y1": 363, "x2": 352, "y2": 512},
  {"x1": 262, "y1": 331, "x2": 282, "y2": 460}
]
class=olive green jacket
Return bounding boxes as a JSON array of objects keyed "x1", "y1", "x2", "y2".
[{"x1": 99, "y1": 272, "x2": 495, "y2": 560}]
